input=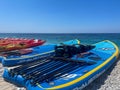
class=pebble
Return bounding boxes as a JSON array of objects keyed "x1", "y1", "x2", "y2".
[{"x1": 83, "y1": 57, "x2": 120, "y2": 90}]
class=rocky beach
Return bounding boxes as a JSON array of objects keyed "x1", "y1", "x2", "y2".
[{"x1": 83, "y1": 56, "x2": 120, "y2": 90}]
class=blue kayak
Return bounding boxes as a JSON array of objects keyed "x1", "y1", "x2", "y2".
[
  {"x1": 3, "y1": 40, "x2": 119, "y2": 90},
  {"x1": 0, "y1": 39, "x2": 80, "y2": 66}
]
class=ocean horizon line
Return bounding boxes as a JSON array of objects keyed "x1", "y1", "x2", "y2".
[{"x1": 0, "y1": 32, "x2": 120, "y2": 34}]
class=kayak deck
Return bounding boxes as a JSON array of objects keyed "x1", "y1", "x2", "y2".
[
  {"x1": 9, "y1": 56, "x2": 94, "y2": 86},
  {"x1": 8, "y1": 49, "x2": 111, "y2": 87},
  {"x1": 2, "y1": 40, "x2": 119, "y2": 90},
  {"x1": 0, "y1": 38, "x2": 45, "y2": 52},
  {"x1": 2, "y1": 45, "x2": 55, "y2": 59}
]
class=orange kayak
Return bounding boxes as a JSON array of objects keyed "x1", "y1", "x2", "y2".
[{"x1": 0, "y1": 38, "x2": 46, "y2": 52}]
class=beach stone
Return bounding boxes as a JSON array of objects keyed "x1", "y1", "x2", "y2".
[{"x1": 83, "y1": 57, "x2": 120, "y2": 90}]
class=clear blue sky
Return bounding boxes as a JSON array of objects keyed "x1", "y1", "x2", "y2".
[{"x1": 0, "y1": 0, "x2": 120, "y2": 33}]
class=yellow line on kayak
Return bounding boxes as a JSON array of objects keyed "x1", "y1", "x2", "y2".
[{"x1": 37, "y1": 40, "x2": 119, "y2": 90}]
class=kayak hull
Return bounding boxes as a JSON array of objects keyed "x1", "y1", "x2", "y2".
[
  {"x1": 3, "y1": 40, "x2": 119, "y2": 90},
  {"x1": 0, "y1": 38, "x2": 45, "y2": 52},
  {"x1": 1, "y1": 39, "x2": 80, "y2": 66}
]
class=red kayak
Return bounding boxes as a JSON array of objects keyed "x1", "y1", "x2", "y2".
[{"x1": 0, "y1": 38, "x2": 46, "y2": 52}]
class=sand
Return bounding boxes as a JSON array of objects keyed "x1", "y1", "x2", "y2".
[{"x1": 0, "y1": 58, "x2": 120, "y2": 90}]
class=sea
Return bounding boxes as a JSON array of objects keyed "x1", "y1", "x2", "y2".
[{"x1": 0, "y1": 33, "x2": 120, "y2": 48}]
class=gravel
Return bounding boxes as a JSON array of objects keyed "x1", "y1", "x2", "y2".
[{"x1": 83, "y1": 57, "x2": 120, "y2": 90}]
